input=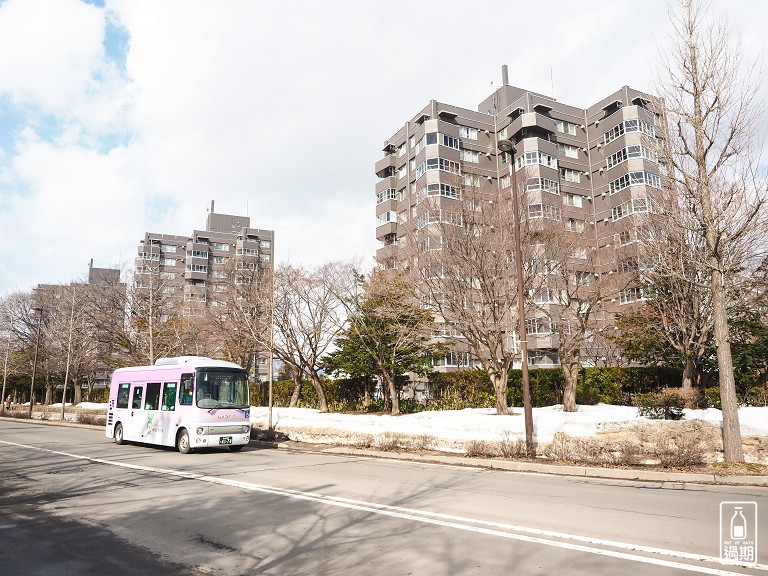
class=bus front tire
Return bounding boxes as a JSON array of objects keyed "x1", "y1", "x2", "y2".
[
  {"x1": 177, "y1": 429, "x2": 191, "y2": 454},
  {"x1": 229, "y1": 445, "x2": 244, "y2": 452},
  {"x1": 114, "y1": 423, "x2": 124, "y2": 445}
]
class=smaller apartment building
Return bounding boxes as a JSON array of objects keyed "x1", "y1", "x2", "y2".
[
  {"x1": 375, "y1": 68, "x2": 662, "y2": 371},
  {"x1": 134, "y1": 202, "x2": 274, "y2": 379}
]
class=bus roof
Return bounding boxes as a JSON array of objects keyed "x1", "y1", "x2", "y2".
[{"x1": 113, "y1": 356, "x2": 244, "y2": 374}]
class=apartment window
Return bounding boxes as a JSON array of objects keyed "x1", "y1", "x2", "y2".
[
  {"x1": 186, "y1": 250, "x2": 209, "y2": 259},
  {"x1": 161, "y1": 257, "x2": 176, "y2": 266},
  {"x1": 603, "y1": 119, "x2": 656, "y2": 145},
  {"x1": 138, "y1": 252, "x2": 160, "y2": 261},
  {"x1": 458, "y1": 125, "x2": 478, "y2": 140},
  {"x1": 565, "y1": 218, "x2": 585, "y2": 232},
  {"x1": 214, "y1": 256, "x2": 227, "y2": 264},
  {"x1": 633, "y1": 197, "x2": 650, "y2": 213},
  {"x1": 460, "y1": 148, "x2": 479, "y2": 163},
  {"x1": 560, "y1": 168, "x2": 581, "y2": 183},
  {"x1": 571, "y1": 247, "x2": 588, "y2": 259},
  {"x1": 260, "y1": 240, "x2": 271, "y2": 249},
  {"x1": 377, "y1": 188, "x2": 397, "y2": 204},
  {"x1": 533, "y1": 287, "x2": 556, "y2": 304},
  {"x1": 398, "y1": 143, "x2": 406, "y2": 157},
  {"x1": 260, "y1": 254, "x2": 270, "y2": 262},
  {"x1": 377, "y1": 211, "x2": 396, "y2": 226},
  {"x1": 236, "y1": 248, "x2": 258, "y2": 256},
  {"x1": 212, "y1": 271, "x2": 226, "y2": 279},
  {"x1": 526, "y1": 177, "x2": 560, "y2": 194},
  {"x1": 212, "y1": 242, "x2": 229, "y2": 251},
  {"x1": 161, "y1": 244, "x2": 177, "y2": 253},
  {"x1": 398, "y1": 164, "x2": 407, "y2": 179},
  {"x1": 558, "y1": 143, "x2": 579, "y2": 158},
  {"x1": 498, "y1": 126, "x2": 508, "y2": 140},
  {"x1": 575, "y1": 271, "x2": 592, "y2": 285},
  {"x1": 462, "y1": 173, "x2": 481, "y2": 187},
  {"x1": 526, "y1": 317, "x2": 554, "y2": 335},
  {"x1": 515, "y1": 151, "x2": 557, "y2": 171},
  {"x1": 612, "y1": 201, "x2": 632, "y2": 221},
  {"x1": 606, "y1": 148, "x2": 628, "y2": 169},
  {"x1": 563, "y1": 193, "x2": 583, "y2": 208},
  {"x1": 555, "y1": 119, "x2": 578, "y2": 136},
  {"x1": 398, "y1": 187, "x2": 407, "y2": 202},
  {"x1": 619, "y1": 286, "x2": 645, "y2": 304},
  {"x1": 425, "y1": 157, "x2": 460, "y2": 174},
  {"x1": 185, "y1": 264, "x2": 208, "y2": 273},
  {"x1": 528, "y1": 203, "x2": 562, "y2": 221},
  {"x1": 160, "y1": 272, "x2": 176, "y2": 280},
  {"x1": 615, "y1": 229, "x2": 634, "y2": 246},
  {"x1": 609, "y1": 171, "x2": 660, "y2": 194}
]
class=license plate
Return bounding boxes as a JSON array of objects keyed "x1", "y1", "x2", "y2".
[{"x1": 219, "y1": 436, "x2": 232, "y2": 445}]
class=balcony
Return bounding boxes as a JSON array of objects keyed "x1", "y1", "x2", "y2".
[
  {"x1": 507, "y1": 112, "x2": 556, "y2": 141},
  {"x1": 375, "y1": 155, "x2": 397, "y2": 178}
]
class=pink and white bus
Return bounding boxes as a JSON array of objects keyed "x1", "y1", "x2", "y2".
[{"x1": 105, "y1": 356, "x2": 251, "y2": 453}]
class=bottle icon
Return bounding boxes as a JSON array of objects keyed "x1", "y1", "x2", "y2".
[{"x1": 731, "y1": 507, "x2": 747, "y2": 540}]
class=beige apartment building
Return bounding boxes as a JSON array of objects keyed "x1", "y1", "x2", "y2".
[
  {"x1": 134, "y1": 202, "x2": 274, "y2": 379},
  {"x1": 375, "y1": 67, "x2": 661, "y2": 370}
]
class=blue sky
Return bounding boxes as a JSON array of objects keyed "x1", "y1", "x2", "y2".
[{"x1": 0, "y1": 0, "x2": 765, "y2": 293}]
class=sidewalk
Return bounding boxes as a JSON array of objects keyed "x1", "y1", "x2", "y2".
[{"x1": 254, "y1": 440, "x2": 768, "y2": 487}]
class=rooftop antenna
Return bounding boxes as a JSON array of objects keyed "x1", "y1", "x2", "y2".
[{"x1": 550, "y1": 67, "x2": 555, "y2": 99}]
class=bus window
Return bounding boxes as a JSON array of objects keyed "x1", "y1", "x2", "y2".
[
  {"x1": 131, "y1": 386, "x2": 144, "y2": 410},
  {"x1": 180, "y1": 374, "x2": 193, "y2": 406},
  {"x1": 117, "y1": 383, "x2": 130, "y2": 409},
  {"x1": 145, "y1": 383, "x2": 161, "y2": 410},
  {"x1": 162, "y1": 382, "x2": 177, "y2": 411}
]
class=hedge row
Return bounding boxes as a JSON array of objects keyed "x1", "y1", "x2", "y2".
[{"x1": 251, "y1": 366, "x2": 729, "y2": 412}]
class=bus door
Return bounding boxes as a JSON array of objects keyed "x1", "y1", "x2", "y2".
[
  {"x1": 125, "y1": 384, "x2": 146, "y2": 440},
  {"x1": 149, "y1": 381, "x2": 178, "y2": 446}
]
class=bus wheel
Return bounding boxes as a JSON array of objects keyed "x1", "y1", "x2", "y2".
[
  {"x1": 229, "y1": 445, "x2": 244, "y2": 452},
  {"x1": 177, "y1": 429, "x2": 191, "y2": 454},
  {"x1": 114, "y1": 423, "x2": 124, "y2": 445}
]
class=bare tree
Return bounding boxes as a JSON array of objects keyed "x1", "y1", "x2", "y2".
[
  {"x1": 656, "y1": 0, "x2": 768, "y2": 461},
  {"x1": 527, "y1": 215, "x2": 607, "y2": 411},
  {"x1": 271, "y1": 262, "x2": 356, "y2": 412},
  {"x1": 413, "y1": 175, "x2": 528, "y2": 415}
]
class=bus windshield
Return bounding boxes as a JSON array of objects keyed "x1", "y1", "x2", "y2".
[{"x1": 195, "y1": 369, "x2": 250, "y2": 409}]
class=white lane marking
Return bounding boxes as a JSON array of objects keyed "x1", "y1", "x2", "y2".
[{"x1": 1, "y1": 439, "x2": 761, "y2": 575}]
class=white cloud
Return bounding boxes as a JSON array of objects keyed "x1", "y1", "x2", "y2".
[{"x1": 0, "y1": 0, "x2": 765, "y2": 293}]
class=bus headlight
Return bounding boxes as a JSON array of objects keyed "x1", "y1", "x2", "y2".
[
  {"x1": 197, "y1": 427, "x2": 204, "y2": 435},
  {"x1": 243, "y1": 425, "x2": 250, "y2": 433}
]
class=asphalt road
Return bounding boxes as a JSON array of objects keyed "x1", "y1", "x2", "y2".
[{"x1": 1, "y1": 419, "x2": 767, "y2": 575}]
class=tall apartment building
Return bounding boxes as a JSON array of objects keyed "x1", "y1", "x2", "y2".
[
  {"x1": 375, "y1": 66, "x2": 661, "y2": 370},
  {"x1": 134, "y1": 202, "x2": 274, "y2": 378}
]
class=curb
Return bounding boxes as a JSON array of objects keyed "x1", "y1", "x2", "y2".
[{"x1": 251, "y1": 440, "x2": 768, "y2": 486}]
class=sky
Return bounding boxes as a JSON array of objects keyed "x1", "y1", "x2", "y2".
[{"x1": 0, "y1": 0, "x2": 765, "y2": 294}]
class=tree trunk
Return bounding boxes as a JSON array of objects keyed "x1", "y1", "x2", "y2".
[
  {"x1": 44, "y1": 382, "x2": 53, "y2": 405},
  {"x1": 363, "y1": 375, "x2": 371, "y2": 405},
  {"x1": 681, "y1": 356, "x2": 696, "y2": 390},
  {"x1": 289, "y1": 375, "x2": 302, "y2": 407},
  {"x1": 310, "y1": 372, "x2": 329, "y2": 413},
  {"x1": 74, "y1": 381, "x2": 82, "y2": 405},
  {"x1": 561, "y1": 360, "x2": 579, "y2": 412},
  {"x1": 489, "y1": 367, "x2": 509, "y2": 414},
  {"x1": 712, "y1": 268, "x2": 744, "y2": 462},
  {"x1": 384, "y1": 371, "x2": 399, "y2": 415}
]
